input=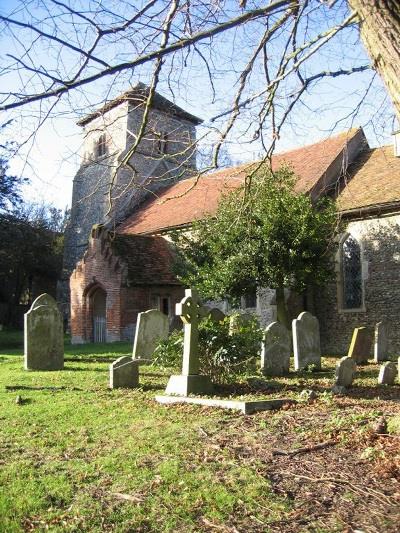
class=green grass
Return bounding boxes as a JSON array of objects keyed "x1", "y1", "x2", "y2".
[{"x1": 1, "y1": 330, "x2": 399, "y2": 532}]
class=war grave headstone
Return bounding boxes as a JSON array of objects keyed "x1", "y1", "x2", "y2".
[
  {"x1": 132, "y1": 309, "x2": 169, "y2": 362},
  {"x1": 24, "y1": 293, "x2": 64, "y2": 371},
  {"x1": 378, "y1": 362, "x2": 397, "y2": 385},
  {"x1": 292, "y1": 312, "x2": 321, "y2": 371},
  {"x1": 348, "y1": 327, "x2": 373, "y2": 364},
  {"x1": 261, "y1": 321, "x2": 291, "y2": 376},
  {"x1": 374, "y1": 321, "x2": 389, "y2": 362},
  {"x1": 164, "y1": 289, "x2": 213, "y2": 396},
  {"x1": 109, "y1": 356, "x2": 139, "y2": 389}
]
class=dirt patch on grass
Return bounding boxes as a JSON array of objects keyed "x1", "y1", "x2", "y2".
[{"x1": 192, "y1": 398, "x2": 400, "y2": 532}]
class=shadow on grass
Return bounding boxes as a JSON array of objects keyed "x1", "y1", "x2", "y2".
[
  {"x1": 345, "y1": 385, "x2": 400, "y2": 400},
  {"x1": 65, "y1": 356, "x2": 122, "y2": 364},
  {"x1": 5, "y1": 385, "x2": 83, "y2": 392},
  {"x1": 64, "y1": 366, "x2": 106, "y2": 372}
]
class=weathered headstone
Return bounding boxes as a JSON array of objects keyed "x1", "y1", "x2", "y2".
[
  {"x1": 24, "y1": 293, "x2": 64, "y2": 371},
  {"x1": 208, "y1": 308, "x2": 226, "y2": 324},
  {"x1": 109, "y1": 356, "x2": 139, "y2": 389},
  {"x1": 334, "y1": 356, "x2": 357, "y2": 387},
  {"x1": 374, "y1": 321, "x2": 389, "y2": 362},
  {"x1": 228, "y1": 312, "x2": 254, "y2": 334},
  {"x1": 292, "y1": 312, "x2": 321, "y2": 371},
  {"x1": 165, "y1": 289, "x2": 213, "y2": 396},
  {"x1": 378, "y1": 361, "x2": 397, "y2": 385},
  {"x1": 132, "y1": 309, "x2": 169, "y2": 361},
  {"x1": 348, "y1": 327, "x2": 373, "y2": 364},
  {"x1": 261, "y1": 321, "x2": 291, "y2": 376}
]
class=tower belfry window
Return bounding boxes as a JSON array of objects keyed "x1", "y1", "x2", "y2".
[
  {"x1": 157, "y1": 132, "x2": 168, "y2": 154},
  {"x1": 96, "y1": 133, "x2": 107, "y2": 157}
]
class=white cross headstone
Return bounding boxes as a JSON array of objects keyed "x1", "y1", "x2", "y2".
[{"x1": 165, "y1": 288, "x2": 213, "y2": 396}]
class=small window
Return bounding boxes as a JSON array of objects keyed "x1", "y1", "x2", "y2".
[
  {"x1": 96, "y1": 133, "x2": 107, "y2": 157},
  {"x1": 157, "y1": 132, "x2": 168, "y2": 154},
  {"x1": 342, "y1": 235, "x2": 363, "y2": 309},
  {"x1": 161, "y1": 296, "x2": 170, "y2": 316},
  {"x1": 150, "y1": 294, "x2": 170, "y2": 316}
]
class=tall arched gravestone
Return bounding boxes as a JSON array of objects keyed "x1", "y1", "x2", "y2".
[
  {"x1": 132, "y1": 309, "x2": 169, "y2": 361},
  {"x1": 292, "y1": 311, "x2": 321, "y2": 371},
  {"x1": 24, "y1": 293, "x2": 64, "y2": 370},
  {"x1": 261, "y1": 321, "x2": 291, "y2": 376}
]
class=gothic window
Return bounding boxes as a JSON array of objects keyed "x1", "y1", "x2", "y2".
[
  {"x1": 341, "y1": 235, "x2": 363, "y2": 309},
  {"x1": 96, "y1": 133, "x2": 107, "y2": 157}
]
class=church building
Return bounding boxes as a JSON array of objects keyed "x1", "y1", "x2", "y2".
[{"x1": 64, "y1": 85, "x2": 400, "y2": 356}]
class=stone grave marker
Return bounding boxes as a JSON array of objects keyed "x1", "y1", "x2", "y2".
[
  {"x1": 208, "y1": 308, "x2": 226, "y2": 324},
  {"x1": 348, "y1": 327, "x2": 373, "y2": 364},
  {"x1": 24, "y1": 293, "x2": 64, "y2": 371},
  {"x1": 132, "y1": 309, "x2": 169, "y2": 361},
  {"x1": 261, "y1": 321, "x2": 291, "y2": 376},
  {"x1": 165, "y1": 288, "x2": 213, "y2": 396},
  {"x1": 334, "y1": 356, "x2": 357, "y2": 388},
  {"x1": 228, "y1": 312, "x2": 254, "y2": 334},
  {"x1": 378, "y1": 361, "x2": 397, "y2": 385},
  {"x1": 110, "y1": 356, "x2": 139, "y2": 389},
  {"x1": 292, "y1": 312, "x2": 321, "y2": 371},
  {"x1": 374, "y1": 321, "x2": 389, "y2": 362}
]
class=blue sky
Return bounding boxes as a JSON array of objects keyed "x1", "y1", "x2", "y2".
[{"x1": 0, "y1": 0, "x2": 397, "y2": 209}]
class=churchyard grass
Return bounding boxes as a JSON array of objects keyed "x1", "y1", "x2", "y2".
[{"x1": 1, "y1": 331, "x2": 399, "y2": 532}]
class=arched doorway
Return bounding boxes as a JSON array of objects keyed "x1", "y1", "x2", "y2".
[{"x1": 91, "y1": 287, "x2": 106, "y2": 342}]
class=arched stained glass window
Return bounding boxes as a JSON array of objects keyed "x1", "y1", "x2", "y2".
[
  {"x1": 96, "y1": 133, "x2": 107, "y2": 157},
  {"x1": 342, "y1": 235, "x2": 363, "y2": 309}
]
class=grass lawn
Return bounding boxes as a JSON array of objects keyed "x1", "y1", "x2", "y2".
[{"x1": 0, "y1": 331, "x2": 399, "y2": 532}]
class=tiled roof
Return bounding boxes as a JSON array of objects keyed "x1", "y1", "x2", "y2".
[
  {"x1": 337, "y1": 145, "x2": 400, "y2": 212},
  {"x1": 118, "y1": 129, "x2": 362, "y2": 235},
  {"x1": 111, "y1": 234, "x2": 179, "y2": 285}
]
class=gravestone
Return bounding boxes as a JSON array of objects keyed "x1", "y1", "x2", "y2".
[
  {"x1": 165, "y1": 289, "x2": 213, "y2": 396},
  {"x1": 348, "y1": 327, "x2": 373, "y2": 364},
  {"x1": 334, "y1": 356, "x2": 356, "y2": 387},
  {"x1": 24, "y1": 293, "x2": 64, "y2": 371},
  {"x1": 109, "y1": 356, "x2": 139, "y2": 389},
  {"x1": 208, "y1": 308, "x2": 226, "y2": 324},
  {"x1": 261, "y1": 321, "x2": 291, "y2": 376},
  {"x1": 132, "y1": 309, "x2": 169, "y2": 361},
  {"x1": 228, "y1": 312, "x2": 254, "y2": 334},
  {"x1": 374, "y1": 321, "x2": 389, "y2": 362},
  {"x1": 292, "y1": 312, "x2": 321, "y2": 371},
  {"x1": 378, "y1": 361, "x2": 397, "y2": 385}
]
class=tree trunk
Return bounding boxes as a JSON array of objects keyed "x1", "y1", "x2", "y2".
[
  {"x1": 276, "y1": 285, "x2": 290, "y2": 330},
  {"x1": 349, "y1": 0, "x2": 400, "y2": 123}
]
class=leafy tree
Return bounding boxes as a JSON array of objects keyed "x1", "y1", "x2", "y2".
[
  {"x1": 0, "y1": 203, "x2": 65, "y2": 326},
  {"x1": 173, "y1": 165, "x2": 338, "y2": 328}
]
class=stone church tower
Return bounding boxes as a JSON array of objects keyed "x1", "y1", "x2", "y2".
[{"x1": 59, "y1": 84, "x2": 202, "y2": 316}]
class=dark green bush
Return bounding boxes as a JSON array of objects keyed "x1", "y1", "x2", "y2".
[{"x1": 152, "y1": 315, "x2": 262, "y2": 384}]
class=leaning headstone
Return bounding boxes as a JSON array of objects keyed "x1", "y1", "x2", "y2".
[
  {"x1": 334, "y1": 356, "x2": 357, "y2": 388},
  {"x1": 24, "y1": 293, "x2": 64, "y2": 371},
  {"x1": 374, "y1": 321, "x2": 389, "y2": 362},
  {"x1": 261, "y1": 321, "x2": 291, "y2": 376},
  {"x1": 228, "y1": 312, "x2": 254, "y2": 334},
  {"x1": 378, "y1": 362, "x2": 397, "y2": 385},
  {"x1": 109, "y1": 356, "x2": 139, "y2": 389},
  {"x1": 165, "y1": 289, "x2": 213, "y2": 396},
  {"x1": 132, "y1": 309, "x2": 169, "y2": 361},
  {"x1": 348, "y1": 327, "x2": 373, "y2": 364},
  {"x1": 292, "y1": 312, "x2": 321, "y2": 371},
  {"x1": 208, "y1": 308, "x2": 226, "y2": 324}
]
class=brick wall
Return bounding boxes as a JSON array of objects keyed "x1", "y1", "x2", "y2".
[
  {"x1": 315, "y1": 213, "x2": 400, "y2": 355},
  {"x1": 70, "y1": 228, "x2": 184, "y2": 344}
]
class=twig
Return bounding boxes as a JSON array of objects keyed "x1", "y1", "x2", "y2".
[{"x1": 272, "y1": 440, "x2": 337, "y2": 456}]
